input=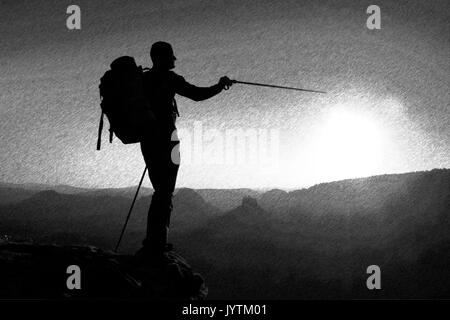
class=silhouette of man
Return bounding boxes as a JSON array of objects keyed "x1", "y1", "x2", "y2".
[{"x1": 139, "y1": 41, "x2": 232, "y2": 258}]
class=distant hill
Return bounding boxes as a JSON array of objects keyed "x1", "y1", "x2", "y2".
[
  {"x1": 0, "y1": 185, "x2": 39, "y2": 205},
  {"x1": 176, "y1": 169, "x2": 450, "y2": 299},
  {"x1": 196, "y1": 188, "x2": 262, "y2": 211},
  {"x1": 0, "y1": 182, "x2": 261, "y2": 210},
  {"x1": 0, "y1": 181, "x2": 154, "y2": 202},
  {"x1": 0, "y1": 168, "x2": 449, "y2": 299}
]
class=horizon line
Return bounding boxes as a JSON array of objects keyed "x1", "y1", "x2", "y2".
[{"x1": 1, "y1": 168, "x2": 448, "y2": 193}]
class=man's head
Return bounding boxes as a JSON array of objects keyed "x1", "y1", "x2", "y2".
[{"x1": 150, "y1": 41, "x2": 176, "y2": 70}]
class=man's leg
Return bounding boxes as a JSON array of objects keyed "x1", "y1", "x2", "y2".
[
  {"x1": 164, "y1": 139, "x2": 180, "y2": 230},
  {"x1": 140, "y1": 138, "x2": 179, "y2": 254}
]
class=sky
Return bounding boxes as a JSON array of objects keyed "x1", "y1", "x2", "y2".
[{"x1": 0, "y1": 0, "x2": 449, "y2": 189}]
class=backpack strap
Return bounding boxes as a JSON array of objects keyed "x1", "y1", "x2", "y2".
[
  {"x1": 173, "y1": 98, "x2": 180, "y2": 117},
  {"x1": 109, "y1": 127, "x2": 114, "y2": 143},
  {"x1": 97, "y1": 111, "x2": 104, "y2": 151}
]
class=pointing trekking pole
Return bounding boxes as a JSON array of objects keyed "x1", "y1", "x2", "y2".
[
  {"x1": 230, "y1": 80, "x2": 327, "y2": 94},
  {"x1": 114, "y1": 166, "x2": 148, "y2": 253}
]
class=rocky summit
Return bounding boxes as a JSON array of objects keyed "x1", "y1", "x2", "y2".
[{"x1": 0, "y1": 242, "x2": 207, "y2": 300}]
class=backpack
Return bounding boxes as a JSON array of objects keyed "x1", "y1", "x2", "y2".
[{"x1": 97, "y1": 56, "x2": 155, "y2": 150}]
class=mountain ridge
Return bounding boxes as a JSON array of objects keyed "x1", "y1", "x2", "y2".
[
  {"x1": 1, "y1": 168, "x2": 448, "y2": 210},
  {"x1": 1, "y1": 168, "x2": 449, "y2": 299}
]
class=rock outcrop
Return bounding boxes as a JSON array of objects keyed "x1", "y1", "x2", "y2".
[{"x1": 0, "y1": 242, "x2": 207, "y2": 300}]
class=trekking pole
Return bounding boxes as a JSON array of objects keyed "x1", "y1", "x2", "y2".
[
  {"x1": 230, "y1": 80, "x2": 327, "y2": 94},
  {"x1": 114, "y1": 166, "x2": 148, "y2": 253}
]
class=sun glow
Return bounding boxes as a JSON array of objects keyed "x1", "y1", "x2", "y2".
[{"x1": 304, "y1": 107, "x2": 385, "y2": 182}]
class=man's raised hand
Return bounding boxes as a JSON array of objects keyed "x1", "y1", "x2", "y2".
[{"x1": 219, "y1": 76, "x2": 233, "y2": 90}]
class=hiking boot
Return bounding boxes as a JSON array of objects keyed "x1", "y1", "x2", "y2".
[
  {"x1": 135, "y1": 245, "x2": 162, "y2": 257},
  {"x1": 134, "y1": 246, "x2": 170, "y2": 266}
]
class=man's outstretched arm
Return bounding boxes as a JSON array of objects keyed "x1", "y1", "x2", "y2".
[{"x1": 175, "y1": 76, "x2": 233, "y2": 101}]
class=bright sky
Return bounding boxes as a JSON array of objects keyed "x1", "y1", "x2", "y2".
[{"x1": 1, "y1": 0, "x2": 449, "y2": 189}]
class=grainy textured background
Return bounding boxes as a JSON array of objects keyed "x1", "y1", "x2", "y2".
[{"x1": 0, "y1": 0, "x2": 448, "y2": 188}]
